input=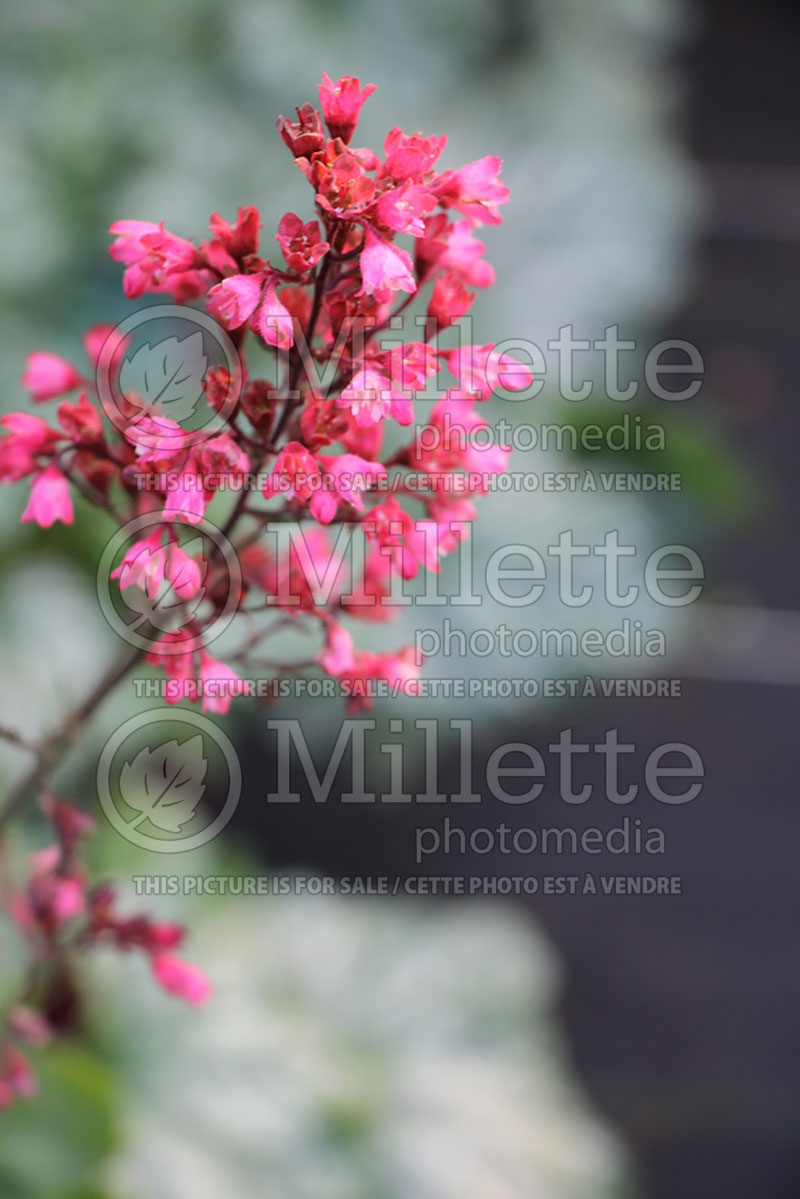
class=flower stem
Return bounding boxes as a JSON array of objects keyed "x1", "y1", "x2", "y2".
[{"x1": 0, "y1": 644, "x2": 146, "y2": 830}]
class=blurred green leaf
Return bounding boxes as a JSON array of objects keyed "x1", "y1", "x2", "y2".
[
  {"x1": 0, "y1": 1044, "x2": 117, "y2": 1197},
  {"x1": 557, "y1": 402, "x2": 759, "y2": 520}
]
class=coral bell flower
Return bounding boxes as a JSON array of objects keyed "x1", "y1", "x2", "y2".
[
  {"x1": 21, "y1": 465, "x2": 74, "y2": 528},
  {"x1": 276, "y1": 213, "x2": 330, "y2": 274},
  {"x1": 434, "y1": 155, "x2": 510, "y2": 225},
  {"x1": 318, "y1": 73, "x2": 376, "y2": 144},
  {"x1": 358, "y1": 227, "x2": 416, "y2": 298},
  {"x1": 22, "y1": 351, "x2": 83, "y2": 402},
  {"x1": 0, "y1": 413, "x2": 60, "y2": 482},
  {"x1": 151, "y1": 953, "x2": 212, "y2": 1004},
  {"x1": 376, "y1": 181, "x2": 436, "y2": 237},
  {"x1": 1, "y1": 74, "x2": 526, "y2": 1068},
  {"x1": 276, "y1": 102, "x2": 326, "y2": 158}
]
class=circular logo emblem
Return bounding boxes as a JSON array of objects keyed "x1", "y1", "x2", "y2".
[
  {"x1": 97, "y1": 512, "x2": 241, "y2": 654},
  {"x1": 95, "y1": 304, "x2": 241, "y2": 449},
  {"x1": 97, "y1": 708, "x2": 241, "y2": 852}
]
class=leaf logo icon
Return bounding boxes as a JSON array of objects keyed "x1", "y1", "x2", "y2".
[
  {"x1": 118, "y1": 736, "x2": 207, "y2": 834},
  {"x1": 119, "y1": 332, "x2": 208, "y2": 423},
  {"x1": 122, "y1": 580, "x2": 204, "y2": 634},
  {"x1": 120, "y1": 537, "x2": 209, "y2": 634}
]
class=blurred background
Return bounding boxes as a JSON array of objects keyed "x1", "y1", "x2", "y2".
[{"x1": 0, "y1": 0, "x2": 798, "y2": 1195}]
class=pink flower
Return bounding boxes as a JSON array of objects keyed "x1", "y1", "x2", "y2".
[
  {"x1": 242, "y1": 527, "x2": 347, "y2": 613},
  {"x1": 326, "y1": 453, "x2": 387, "y2": 509},
  {"x1": 339, "y1": 547, "x2": 397, "y2": 620},
  {"x1": 109, "y1": 220, "x2": 172, "y2": 267},
  {"x1": 3, "y1": 1049, "x2": 36, "y2": 1100},
  {"x1": 140, "y1": 921, "x2": 184, "y2": 950},
  {"x1": 0, "y1": 413, "x2": 60, "y2": 482},
  {"x1": 108, "y1": 220, "x2": 206, "y2": 300},
  {"x1": 111, "y1": 531, "x2": 166, "y2": 596},
  {"x1": 129, "y1": 423, "x2": 207, "y2": 522},
  {"x1": 276, "y1": 103, "x2": 326, "y2": 159},
  {"x1": 409, "y1": 400, "x2": 510, "y2": 488},
  {"x1": 1, "y1": 412, "x2": 59, "y2": 451},
  {"x1": 311, "y1": 453, "x2": 387, "y2": 524},
  {"x1": 368, "y1": 646, "x2": 420, "y2": 690},
  {"x1": 299, "y1": 397, "x2": 350, "y2": 451},
  {"x1": 27, "y1": 848, "x2": 87, "y2": 930},
  {"x1": 440, "y1": 343, "x2": 534, "y2": 401},
  {"x1": 162, "y1": 466, "x2": 206, "y2": 524},
  {"x1": 207, "y1": 272, "x2": 264, "y2": 328},
  {"x1": 145, "y1": 631, "x2": 197, "y2": 683},
  {"x1": 359, "y1": 227, "x2": 416, "y2": 298},
  {"x1": 427, "y1": 274, "x2": 475, "y2": 330},
  {"x1": 383, "y1": 340, "x2": 440, "y2": 391},
  {"x1": 317, "y1": 624, "x2": 357, "y2": 675},
  {"x1": 318, "y1": 73, "x2": 377, "y2": 144},
  {"x1": 338, "y1": 367, "x2": 413, "y2": 428},
  {"x1": 57, "y1": 393, "x2": 103, "y2": 444},
  {"x1": 264, "y1": 441, "x2": 319, "y2": 503},
  {"x1": 339, "y1": 410, "x2": 385, "y2": 460},
  {"x1": 165, "y1": 542, "x2": 204, "y2": 600},
  {"x1": 195, "y1": 433, "x2": 250, "y2": 484},
  {"x1": 367, "y1": 497, "x2": 445, "y2": 578},
  {"x1": 21, "y1": 465, "x2": 73, "y2": 528},
  {"x1": 22, "y1": 352, "x2": 83, "y2": 401},
  {"x1": 208, "y1": 206, "x2": 261, "y2": 260},
  {"x1": 83, "y1": 323, "x2": 118, "y2": 366},
  {"x1": 2, "y1": 78, "x2": 523, "y2": 909},
  {"x1": 315, "y1": 152, "x2": 377, "y2": 220},
  {"x1": 381, "y1": 127, "x2": 447, "y2": 184},
  {"x1": 199, "y1": 654, "x2": 247, "y2": 714},
  {"x1": 125, "y1": 414, "x2": 192, "y2": 463},
  {"x1": 129, "y1": 419, "x2": 244, "y2": 518},
  {"x1": 252, "y1": 278, "x2": 295, "y2": 350},
  {"x1": 151, "y1": 952, "x2": 212, "y2": 1004},
  {"x1": 416, "y1": 217, "x2": 495, "y2": 288},
  {"x1": 276, "y1": 213, "x2": 329, "y2": 274},
  {"x1": 434, "y1": 156, "x2": 510, "y2": 225},
  {"x1": 426, "y1": 495, "x2": 476, "y2": 549},
  {"x1": 48, "y1": 876, "x2": 86, "y2": 924},
  {"x1": 84, "y1": 890, "x2": 214, "y2": 1013},
  {"x1": 307, "y1": 489, "x2": 338, "y2": 525},
  {"x1": 337, "y1": 645, "x2": 421, "y2": 712},
  {"x1": 376, "y1": 181, "x2": 436, "y2": 237}
]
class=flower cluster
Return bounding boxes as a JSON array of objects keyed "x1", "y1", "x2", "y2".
[
  {"x1": 2, "y1": 71, "x2": 530, "y2": 716},
  {"x1": 1, "y1": 794, "x2": 209, "y2": 1108},
  {"x1": 0, "y1": 74, "x2": 527, "y2": 1076}
]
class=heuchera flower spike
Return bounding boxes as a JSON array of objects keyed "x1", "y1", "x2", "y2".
[{"x1": 0, "y1": 75, "x2": 531, "y2": 1100}]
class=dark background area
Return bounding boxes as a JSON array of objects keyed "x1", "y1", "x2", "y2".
[{"x1": 241, "y1": 3, "x2": 800, "y2": 1195}]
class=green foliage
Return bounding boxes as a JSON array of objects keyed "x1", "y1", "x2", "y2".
[
  {"x1": 559, "y1": 402, "x2": 757, "y2": 520},
  {"x1": 0, "y1": 1044, "x2": 118, "y2": 1198}
]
